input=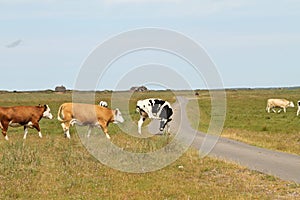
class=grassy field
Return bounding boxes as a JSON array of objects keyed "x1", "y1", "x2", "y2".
[
  {"x1": 188, "y1": 88, "x2": 300, "y2": 155},
  {"x1": 0, "y1": 90, "x2": 300, "y2": 199}
]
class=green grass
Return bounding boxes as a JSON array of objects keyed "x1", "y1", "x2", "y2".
[{"x1": 0, "y1": 90, "x2": 300, "y2": 199}]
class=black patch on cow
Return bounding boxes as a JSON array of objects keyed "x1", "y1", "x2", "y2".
[
  {"x1": 159, "y1": 105, "x2": 173, "y2": 119},
  {"x1": 152, "y1": 104, "x2": 160, "y2": 114},
  {"x1": 154, "y1": 99, "x2": 165, "y2": 105},
  {"x1": 149, "y1": 99, "x2": 153, "y2": 106},
  {"x1": 159, "y1": 105, "x2": 173, "y2": 130},
  {"x1": 152, "y1": 99, "x2": 165, "y2": 114},
  {"x1": 298, "y1": 101, "x2": 300, "y2": 106}
]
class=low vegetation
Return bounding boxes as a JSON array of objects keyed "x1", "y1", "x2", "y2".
[
  {"x1": 188, "y1": 88, "x2": 300, "y2": 155},
  {"x1": 0, "y1": 90, "x2": 299, "y2": 199}
]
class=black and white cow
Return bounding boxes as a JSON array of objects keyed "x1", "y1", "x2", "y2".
[{"x1": 136, "y1": 98, "x2": 173, "y2": 134}]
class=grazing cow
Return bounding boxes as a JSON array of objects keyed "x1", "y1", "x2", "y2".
[
  {"x1": 0, "y1": 105, "x2": 53, "y2": 140},
  {"x1": 266, "y1": 99, "x2": 295, "y2": 113},
  {"x1": 57, "y1": 103, "x2": 124, "y2": 139},
  {"x1": 297, "y1": 101, "x2": 300, "y2": 116},
  {"x1": 99, "y1": 101, "x2": 108, "y2": 108},
  {"x1": 136, "y1": 98, "x2": 173, "y2": 134}
]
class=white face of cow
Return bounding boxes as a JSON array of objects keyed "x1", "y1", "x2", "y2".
[
  {"x1": 289, "y1": 101, "x2": 295, "y2": 108},
  {"x1": 43, "y1": 105, "x2": 53, "y2": 119},
  {"x1": 113, "y1": 108, "x2": 124, "y2": 123}
]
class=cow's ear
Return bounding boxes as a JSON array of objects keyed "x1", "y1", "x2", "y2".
[
  {"x1": 115, "y1": 109, "x2": 119, "y2": 115},
  {"x1": 44, "y1": 105, "x2": 47, "y2": 110}
]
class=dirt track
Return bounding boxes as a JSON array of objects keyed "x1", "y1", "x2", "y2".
[{"x1": 148, "y1": 96, "x2": 300, "y2": 183}]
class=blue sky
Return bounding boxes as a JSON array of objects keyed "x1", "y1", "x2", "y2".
[{"x1": 0, "y1": 0, "x2": 300, "y2": 90}]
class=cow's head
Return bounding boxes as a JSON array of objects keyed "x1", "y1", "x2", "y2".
[
  {"x1": 289, "y1": 101, "x2": 295, "y2": 108},
  {"x1": 113, "y1": 108, "x2": 124, "y2": 123},
  {"x1": 159, "y1": 118, "x2": 172, "y2": 131},
  {"x1": 158, "y1": 105, "x2": 173, "y2": 131},
  {"x1": 43, "y1": 104, "x2": 53, "y2": 119}
]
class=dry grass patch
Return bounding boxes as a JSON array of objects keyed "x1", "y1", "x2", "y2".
[
  {"x1": 222, "y1": 128, "x2": 300, "y2": 155},
  {"x1": 1, "y1": 136, "x2": 300, "y2": 199}
]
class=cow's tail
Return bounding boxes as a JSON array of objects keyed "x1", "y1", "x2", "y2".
[{"x1": 57, "y1": 104, "x2": 65, "y2": 122}]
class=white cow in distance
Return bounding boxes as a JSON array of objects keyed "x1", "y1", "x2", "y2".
[
  {"x1": 266, "y1": 98, "x2": 295, "y2": 113},
  {"x1": 297, "y1": 101, "x2": 300, "y2": 116}
]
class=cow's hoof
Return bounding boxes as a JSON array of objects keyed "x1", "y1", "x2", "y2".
[
  {"x1": 64, "y1": 134, "x2": 71, "y2": 139},
  {"x1": 4, "y1": 135, "x2": 8, "y2": 141}
]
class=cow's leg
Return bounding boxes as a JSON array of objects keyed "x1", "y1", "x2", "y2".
[
  {"x1": 98, "y1": 120, "x2": 110, "y2": 139},
  {"x1": 283, "y1": 107, "x2": 287, "y2": 113},
  {"x1": 23, "y1": 127, "x2": 28, "y2": 139},
  {"x1": 32, "y1": 123, "x2": 42, "y2": 138},
  {"x1": 2, "y1": 130, "x2": 8, "y2": 140},
  {"x1": 61, "y1": 122, "x2": 71, "y2": 139},
  {"x1": 159, "y1": 119, "x2": 168, "y2": 132},
  {"x1": 167, "y1": 123, "x2": 171, "y2": 133},
  {"x1": 267, "y1": 107, "x2": 272, "y2": 113},
  {"x1": 138, "y1": 117, "x2": 145, "y2": 134},
  {"x1": 1, "y1": 121, "x2": 9, "y2": 140},
  {"x1": 102, "y1": 126, "x2": 110, "y2": 139},
  {"x1": 70, "y1": 119, "x2": 77, "y2": 126},
  {"x1": 87, "y1": 126, "x2": 92, "y2": 138},
  {"x1": 297, "y1": 108, "x2": 300, "y2": 116},
  {"x1": 2, "y1": 129, "x2": 8, "y2": 141}
]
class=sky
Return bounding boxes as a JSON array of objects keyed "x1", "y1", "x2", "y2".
[{"x1": 0, "y1": 0, "x2": 300, "y2": 91}]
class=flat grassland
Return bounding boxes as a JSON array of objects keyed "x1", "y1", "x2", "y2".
[
  {"x1": 188, "y1": 88, "x2": 300, "y2": 155},
  {"x1": 0, "y1": 89, "x2": 299, "y2": 199}
]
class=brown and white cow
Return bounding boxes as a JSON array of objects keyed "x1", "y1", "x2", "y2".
[
  {"x1": 0, "y1": 105, "x2": 53, "y2": 140},
  {"x1": 266, "y1": 98, "x2": 295, "y2": 113},
  {"x1": 57, "y1": 103, "x2": 124, "y2": 139}
]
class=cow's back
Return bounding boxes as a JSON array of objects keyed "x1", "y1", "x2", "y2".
[
  {"x1": 267, "y1": 99, "x2": 288, "y2": 106},
  {"x1": 0, "y1": 106, "x2": 42, "y2": 122},
  {"x1": 60, "y1": 103, "x2": 112, "y2": 123}
]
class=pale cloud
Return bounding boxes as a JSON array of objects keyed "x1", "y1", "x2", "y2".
[
  {"x1": 103, "y1": 0, "x2": 251, "y2": 15},
  {"x1": 0, "y1": 0, "x2": 57, "y2": 4},
  {"x1": 204, "y1": 33, "x2": 300, "y2": 49},
  {"x1": 103, "y1": 0, "x2": 182, "y2": 4},
  {"x1": 2, "y1": 0, "x2": 298, "y2": 20}
]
